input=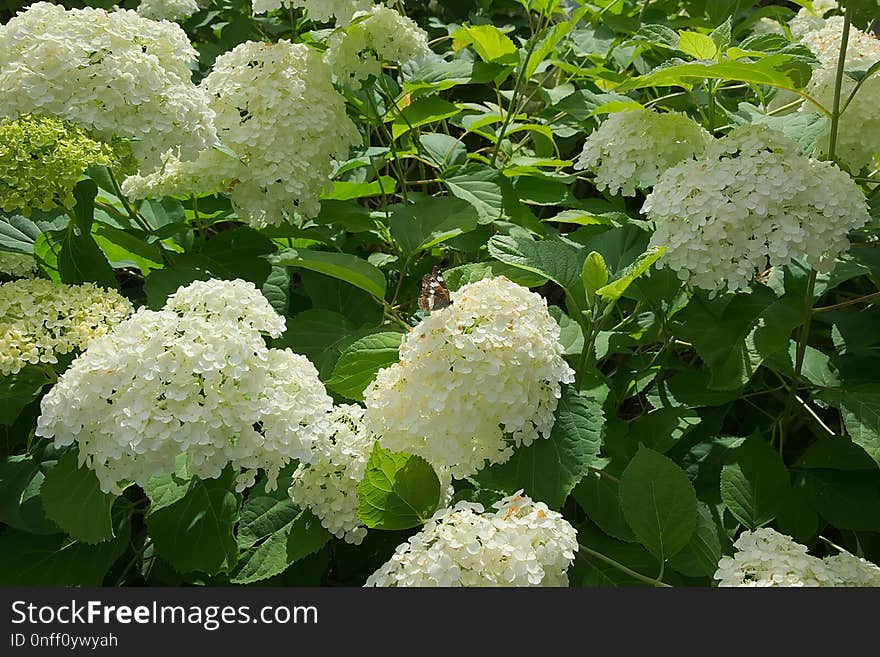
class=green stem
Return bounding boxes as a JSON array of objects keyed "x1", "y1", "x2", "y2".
[
  {"x1": 826, "y1": 10, "x2": 851, "y2": 162},
  {"x1": 813, "y1": 290, "x2": 880, "y2": 313},
  {"x1": 577, "y1": 544, "x2": 671, "y2": 588},
  {"x1": 489, "y1": 10, "x2": 546, "y2": 168}
]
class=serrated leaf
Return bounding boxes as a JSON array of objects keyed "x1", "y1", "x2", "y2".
[
  {"x1": 0, "y1": 367, "x2": 47, "y2": 426},
  {"x1": 572, "y1": 469, "x2": 636, "y2": 542},
  {"x1": 232, "y1": 508, "x2": 329, "y2": 585},
  {"x1": 390, "y1": 196, "x2": 479, "y2": 255},
  {"x1": 357, "y1": 444, "x2": 440, "y2": 530},
  {"x1": 488, "y1": 232, "x2": 586, "y2": 293},
  {"x1": 40, "y1": 451, "x2": 117, "y2": 544},
  {"x1": 272, "y1": 248, "x2": 386, "y2": 299},
  {"x1": 0, "y1": 455, "x2": 59, "y2": 534},
  {"x1": 678, "y1": 31, "x2": 718, "y2": 60},
  {"x1": 720, "y1": 436, "x2": 791, "y2": 529},
  {"x1": 595, "y1": 246, "x2": 665, "y2": 302},
  {"x1": 326, "y1": 332, "x2": 403, "y2": 401},
  {"x1": 619, "y1": 447, "x2": 697, "y2": 561},
  {"x1": 477, "y1": 386, "x2": 605, "y2": 509},
  {"x1": 147, "y1": 469, "x2": 241, "y2": 575},
  {"x1": 668, "y1": 502, "x2": 722, "y2": 578}
]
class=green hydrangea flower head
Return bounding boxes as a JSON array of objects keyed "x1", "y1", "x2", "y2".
[{"x1": 0, "y1": 114, "x2": 114, "y2": 214}]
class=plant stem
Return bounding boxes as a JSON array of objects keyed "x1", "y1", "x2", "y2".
[
  {"x1": 489, "y1": 10, "x2": 545, "y2": 168},
  {"x1": 577, "y1": 544, "x2": 671, "y2": 587},
  {"x1": 826, "y1": 10, "x2": 851, "y2": 162},
  {"x1": 813, "y1": 290, "x2": 880, "y2": 313}
]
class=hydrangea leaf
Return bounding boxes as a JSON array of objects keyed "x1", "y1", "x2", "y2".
[
  {"x1": 0, "y1": 367, "x2": 47, "y2": 426},
  {"x1": 720, "y1": 436, "x2": 791, "y2": 529},
  {"x1": 390, "y1": 196, "x2": 479, "y2": 255},
  {"x1": 0, "y1": 512, "x2": 130, "y2": 586},
  {"x1": 595, "y1": 246, "x2": 666, "y2": 303},
  {"x1": 673, "y1": 286, "x2": 803, "y2": 391},
  {"x1": 326, "y1": 332, "x2": 403, "y2": 401},
  {"x1": 357, "y1": 444, "x2": 441, "y2": 530},
  {"x1": 40, "y1": 450, "x2": 117, "y2": 544},
  {"x1": 619, "y1": 447, "x2": 697, "y2": 561},
  {"x1": 667, "y1": 502, "x2": 723, "y2": 578},
  {"x1": 572, "y1": 467, "x2": 636, "y2": 543},
  {"x1": 0, "y1": 213, "x2": 41, "y2": 254},
  {"x1": 147, "y1": 468, "x2": 241, "y2": 575},
  {"x1": 477, "y1": 386, "x2": 605, "y2": 509},
  {"x1": 818, "y1": 384, "x2": 880, "y2": 469},
  {"x1": 801, "y1": 468, "x2": 880, "y2": 531},
  {"x1": 488, "y1": 232, "x2": 586, "y2": 294},
  {"x1": 272, "y1": 248, "x2": 386, "y2": 299},
  {"x1": 232, "y1": 507, "x2": 330, "y2": 585},
  {"x1": 0, "y1": 454, "x2": 59, "y2": 535}
]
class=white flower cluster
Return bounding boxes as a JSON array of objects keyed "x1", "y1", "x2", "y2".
[
  {"x1": 252, "y1": 0, "x2": 375, "y2": 26},
  {"x1": 0, "y1": 252, "x2": 36, "y2": 278},
  {"x1": 137, "y1": 0, "x2": 200, "y2": 22},
  {"x1": 643, "y1": 124, "x2": 871, "y2": 294},
  {"x1": 0, "y1": 279, "x2": 132, "y2": 377},
  {"x1": 364, "y1": 276, "x2": 574, "y2": 480},
  {"x1": 789, "y1": 1, "x2": 838, "y2": 39},
  {"x1": 573, "y1": 109, "x2": 711, "y2": 197},
  {"x1": 36, "y1": 279, "x2": 334, "y2": 494},
  {"x1": 794, "y1": 13, "x2": 880, "y2": 171},
  {"x1": 823, "y1": 552, "x2": 880, "y2": 587},
  {"x1": 289, "y1": 404, "x2": 375, "y2": 545},
  {"x1": 365, "y1": 491, "x2": 578, "y2": 587},
  {"x1": 0, "y1": 3, "x2": 216, "y2": 171},
  {"x1": 324, "y1": 6, "x2": 432, "y2": 84},
  {"x1": 122, "y1": 40, "x2": 360, "y2": 228},
  {"x1": 715, "y1": 528, "x2": 880, "y2": 587}
]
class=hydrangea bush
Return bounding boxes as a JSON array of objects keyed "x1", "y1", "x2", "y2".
[{"x1": 1, "y1": 0, "x2": 879, "y2": 588}]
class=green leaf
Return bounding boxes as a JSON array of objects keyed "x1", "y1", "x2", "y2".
[
  {"x1": 477, "y1": 386, "x2": 605, "y2": 509},
  {"x1": 144, "y1": 265, "x2": 213, "y2": 310},
  {"x1": 488, "y1": 232, "x2": 586, "y2": 293},
  {"x1": 801, "y1": 469, "x2": 880, "y2": 530},
  {"x1": 443, "y1": 261, "x2": 549, "y2": 290},
  {"x1": 261, "y1": 265, "x2": 290, "y2": 316},
  {"x1": 198, "y1": 227, "x2": 275, "y2": 284},
  {"x1": 820, "y1": 384, "x2": 880, "y2": 469},
  {"x1": 549, "y1": 305, "x2": 584, "y2": 357},
  {"x1": 720, "y1": 436, "x2": 791, "y2": 529},
  {"x1": 237, "y1": 496, "x2": 301, "y2": 551},
  {"x1": 420, "y1": 133, "x2": 468, "y2": 169},
  {"x1": 390, "y1": 96, "x2": 460, "y2": 140},
  {"x1": 0, "y1": 514, "x2": 130, "y2": 586},
  {"x1": 837, "y1": 0, "x2": 880, "y2": 29},
  {"x1": 57, "y1": 180, "x2": 117, "y2": 289},
  {"x1": 272, "y1": 248, "x2": 386, "y2": 299},
  {"x1": 674, "y1": 287, "x2": 802, "y2": 390},
  {"x1": 143, "y1": 456, "x2": 192, "y2": 514},
  {"x1": 572, "y1": 469, "x2": 636, "y2": 542},
  {"x1": 0, "y1": 367, "x2": 47, "y2": 426},
  {"x1": 452, "y1": 25, "x2": 519, "y2": 64},
  {"x1": 619, "y1": 447, "x2": 697, "y2": 561},
  {"x1": 678, "y1": 31, "x2": 718, "y2": 60},
  {"x1": 444, "y1": 165, "x2": 537, "y2": 227},
  {"x1": 0, "y1": 213, "x2": 41, "y2": 254},
  {"x1": 668, "y1": 502, "x2": 723, "y2": 578},
  {"x1": 595, "y1": 246, "x2": 666, "y2": 303},
  {"x1": 357, "y1": 444, "x2": 441, "y2": 530},
  {"x1": 615, "y1": 55, "x2": 815, "y2": 94},
  {"x1": 390, "y1": 196, "x2": 479, "y2": 255},
  {"x1": 40, "y1": 451, "x2": 117, "y2": 544},
  {"x1": 232, "y1": 507, "x2": 330, "y2": 585},
  {"x1": 0, "y1": 455, "x2": 59, "y2": 534},
  {"x1": 582, "y1": 251, "x2": 609, "y2": 303},
  {"x1": 326, "y1": 332, "x2": 403, "y2": 402},
  {"x1": 147, "y1": 469, "x2": 241, "y2": 575}
]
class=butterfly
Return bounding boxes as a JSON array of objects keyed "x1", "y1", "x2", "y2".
[{"x1": 418, "y1": 266, "x2": 452, "y2": 313}]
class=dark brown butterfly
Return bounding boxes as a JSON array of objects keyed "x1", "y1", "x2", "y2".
[{"x1": 418, "y1": 266, "x2": 452, "y2": 313}]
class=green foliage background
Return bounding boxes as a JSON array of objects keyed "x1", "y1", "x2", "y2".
[{"x1": 1, "y1": 0, "x2": 879, "y2": 587}]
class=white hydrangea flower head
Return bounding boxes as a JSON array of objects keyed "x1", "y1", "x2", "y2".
[
  {"x1": 252, "y1": 0, "x2": 376, "y2": 26},
  {"x1": 823, "y1": 551, "x2": 880, "y2": 587},
  {"x1": 164, "y1": 278, "x2": 287, "y2": 337},
  {"x1": 0, "y1": 252, "x2": 36, "y2": 278},
  {"x1": 0, "y1": 3, "x2": 216, "y2": 171},
  {"x1": 365, "y1": 491, "x2": 578, "y2": 587},
  {"x1": 794, "y1": 16, "x2": 880, "y2": 172},
  {"x1": 643, "y1": 124, "x2": 871, "y2": 294},
  {"x1": 789, "y1": 2, "x2": 838, "y2": 39},
  {"x1": 324, "y1": 6, "x2": 432, "y2": 84},
  {"x1": 0, "y1": 279, "x2": 133, "y2": 376},
  {"x1": 137, "y1": 0, "x2": 200, "y2": 22},
  {"x1": 714, "y1": 528, "x2": 835, "y2": 587},
  {"x1": 573, "y1": 109, "x2": 711, "y2": 197},
  {"x1": 364, "y1": 277, "x2": 575, "y2": 479},
  {"x1": 121, "y1": 40, "x2": 360, "y2": 228},
  {"x1": 36, "y1": 278, "x2": 334, "y2": 494},
  {"x1": 289, "y1": 404, "x2": 375, "y2": 545}
]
